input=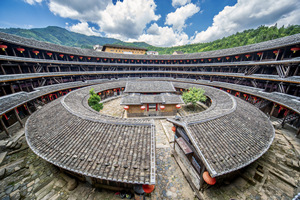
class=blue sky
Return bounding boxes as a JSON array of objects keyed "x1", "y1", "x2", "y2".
[{"x1": 0, "y1": 0, "x2": 299, "y2": 47}]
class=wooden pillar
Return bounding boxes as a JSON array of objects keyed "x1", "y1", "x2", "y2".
[
  {"x1": 26, "y1": 103, "x2": 32, "y2": 115},
  {"x1": 14, "y1": 108, "x2": 24, "y2": 127},
  {"x1": 1, "y1": 87, "x2": 7, "y2": 95},
  {"x1": 281, "y1": 110, "x2": 290, "y2": 128},
  {"x1": 18, "y1": 65, "x2": 22, "y2": 74},
  {"x1": 0, "y1": 117, "x2": 10, "y2": 137},
  {"x1": 1, "y1": 64, "x2": 6, "y2": 75},
  {"x1": 10, "y1": 84, "x2": 15, "y2": 93},
  {"x1": 270, "y1": 103, "x2": 276, "y2": 117}
]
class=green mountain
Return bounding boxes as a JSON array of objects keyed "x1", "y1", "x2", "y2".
[
  {"x1": 0, "y1": 25, "x2": 299, "y2": 54},
  {"x1": 147, "y1": 25, "x2": 300, "y2": 54},
  {"x1": 0, "y1": 26, "x2": 151, "y2": 49}
]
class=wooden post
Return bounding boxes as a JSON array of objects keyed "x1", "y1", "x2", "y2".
[
  {"x1": 270, "y1": 103, "x2": 276, "y2": 117},
  {"x1": 281, "y1": 110, "x2": 290, "y2": 128},
  {"x1": 1, "y1": 64, "x2": 6, "y2": 75},
  {"x1": 0, "y1": 117, "x2": 10, "y2": 137},
  {"x1": 14, "y1": 108, "x2": 24, "y2": 127},
  {"x1": 10, "y1": 84, "x2": 15, "y2": 93},
  {"x1": 26, "y1": 103, "x2": 32, "y2": 115},
  {"x1": 1, "y1": 87, "x2": 7, "y2": 95}
]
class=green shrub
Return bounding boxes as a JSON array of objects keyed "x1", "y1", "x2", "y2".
[{"x1": 88, "y1": 88, "x2": 103, "y2": 112}]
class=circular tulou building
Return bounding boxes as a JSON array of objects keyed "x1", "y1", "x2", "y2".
[{"x1": 0, "y1": 32, "x2": 299, "y2": 197}]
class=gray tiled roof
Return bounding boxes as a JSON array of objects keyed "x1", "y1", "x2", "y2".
[
  {"x1": 26, "y1": 99, "x2": 155, "y2": 184},
  {"x1": 1, "y1": 32, "x2": 299, "y2": 59},
  {"x1": 124, "y1": 81, "x2": 176, "y2": 93},
  {"x1": 167, "y1": 82, "x2": 274, "y2": 177},
  {"x1": 121, "y1": 93, "x2": 184, "y2": 105},
  {"x1": 24, "y1": 79, "x2": 274, "y2": 180}
]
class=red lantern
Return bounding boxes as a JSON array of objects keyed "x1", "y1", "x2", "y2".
[
  {"x1": 104, "y1": 58, "x2": 107, "y2": 61},
  {"x1": 226, "y1": 56, "x2": 230, "y2": 60},
  {"x1": 172, "y1": 126, "x2": 176, "y2": 132},
  {"x1": 0, "y1": 45, "x2": 7, "y2": 51},
  {"x1": 111, "y1": 59, "x2": 114, "y2": 61},
  {"x1": 79, "y1": 56, "x2": 83, "y2": 60},
  {"x1": 257, "y1": 52, "x2": 263, "y2": 57},
  {"x1": 32, "y1": 50, "x2": 39, "y2": 55},
  {"x1": 227, "y1": 90, "x2": 230, "y2": 93},
  {"x1": 245, "y1": 54, "x2": 251, "y2": 58},
  {"x1": 59, "y1": 54, "x2": 64, "y2": 58},
  {"x1": 113, "y1": 89, "x2": 116, "y2": 92},
  {"x1": 70, "y1": 55, "x2": 74, "y2": 59},
  {"x1": 176, "y1": 105, "x2": 181, "y2": 109},
  {"x1": 217, "y1": 58, "x2": 221, "y2": 61},
  {"x1": 124, "y1": 106, "x2": 129, "y2": 110},
  {"x1": 203, "y1": 171, "x2": 216, "y2": 185},
  {"x1": 142, "y1": 185, "x2": 155, "y2": 194},
  {"x1": 187, "y1": 60, "x2": 189, "y2": 62},
  {"x1": 194, "y1": 59, "x2": 197, "y2": 62},
  {"x1": 125, "y1": 59, "x2": 127, "y2": 62},
  {"x1": 118, "y1": 59, "x2": 121, "y2": 62},
  {"x1": 160, "y1": 105, "x2": 165, "y2": 110},
  {"x1": 208, "y1": 59, "x2": 212, "y2": 62},
  {"x1": 235, "y1": 55, "x2": 239, "y2": 59},
  {"x1": 273, "y1": 50, "x2": 279, "y2": 55},
  {"x1": 88, "y1": 57, "x2": 91, "y2": 60},
  {"x1": 291, "y1": 47, "x2": 300, "y2": 53},
  {"x1": 97, "y1": 58, "x2": 100, "y2": 61},
  {"x1": 46, "y1": 52, "x2": 52, "y2": 57},
  {"x1": 140, "y1": 106, "x2": 146, "y2": 110},
  {"x1": 17, "y1": 48, "x2": 25, "y2": 53}
]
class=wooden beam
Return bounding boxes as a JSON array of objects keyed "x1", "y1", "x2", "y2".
[{"x1": 14, "y1": 108, "x2": 24, "y2": 127}]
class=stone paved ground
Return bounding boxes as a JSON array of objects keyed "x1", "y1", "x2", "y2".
[
  {"x1": 100, "y1": 98, "x2": 124, "y2": 117},
  {"x1": 151, "y1": 120, "x2": 195, "y2": 200}
]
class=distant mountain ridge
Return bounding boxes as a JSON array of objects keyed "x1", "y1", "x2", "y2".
[
  {"x1": 0, "y1": 25, "x2": 299, "y2": 55},
  {"x1": 0, "y1": 26, "x2": 151, "y2": 49}
]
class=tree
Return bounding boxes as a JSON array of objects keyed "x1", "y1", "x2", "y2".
[
  {"x1": 88, "y1": 88, "x2": 103, "y2": 112},
  {"x1": 182, "y1": 87, "x2": 207, "y2": 109}
]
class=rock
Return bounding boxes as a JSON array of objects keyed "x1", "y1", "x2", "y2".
[
  {"x1": 14, "y1": 167, "x2": 21, "y2": 172},
  {"x1": 254, "y1": 171, "x2": 264, "y2": 182},
  {"x1": 6, "y1": 141, "x2": 13, "y2": 148},
  {"x1": 26, "y1": 181, "x2": 34, "y2": 188},
  {"x1": 9, "y1": 190, "x2": 20, "y2": 200},
  {"x1": 59, "y1": 173, "x2": 77, "y2": 191},
  {"x1": 13, "y1": 143, "x2": 22, "y2": 150},
  {"x1": 1, "y1": 196, "x2": 10, "y2": 200},
  {"x1": 67, "y1": 179, "x2": 77, "y2": 191},
  {"x1": 0, "y1": 168, "x2": 6, "y2": 180},
  {"x1": 5, "y1": 186, "x2": 13, "y2": 195}
]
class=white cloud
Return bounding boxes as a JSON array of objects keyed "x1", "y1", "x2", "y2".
[
  {"x1": 48, "y1": 0, "x2": 109, "y2": 21},
  {"x1": 98, "y1": 0, "x2": 160, "y2": 39},
  {"x1": 67, "y1": 21, "x2": 101, "y2": 36},
  {"x1": 172, "y1": 0, "x2": 191, "y2": 7},
  {"x1": 24, "y1": 0, "x2": 43, "y2": 5},
  {"x1": 47, "y1": 0, "x2": 160, "y2": 40},
  {"x1": 165, "y1": 3, "x2": 200, "y2": 31},
  {"x1": 192, "y1": 0, "x2": 300, "y2": 43},
  {"x1": 134, "y1": 23, "x2": 189, "y2": 47}
]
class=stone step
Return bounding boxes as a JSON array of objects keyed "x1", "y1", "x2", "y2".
[
  {"x1": 34, "y1": 179, "x2": 55, "y2": 199},
  {"x1": 0, "y1": 152, "x2": 7, "y2": 165}
]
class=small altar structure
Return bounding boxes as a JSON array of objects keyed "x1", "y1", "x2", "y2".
[{"x1": 121, "y1": 81, "x2": 184, "y2": 117}]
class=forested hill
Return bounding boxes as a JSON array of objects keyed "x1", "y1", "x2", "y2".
[
  {"x1": 0, "y1": 26, "x2": 151, "y2": 49},
  {"x1": 0, "y1": 25, "x2": 299, "y2": 55},
  {"x1": 148, "y1": 25, "x2": 300, "y2": 54}
]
